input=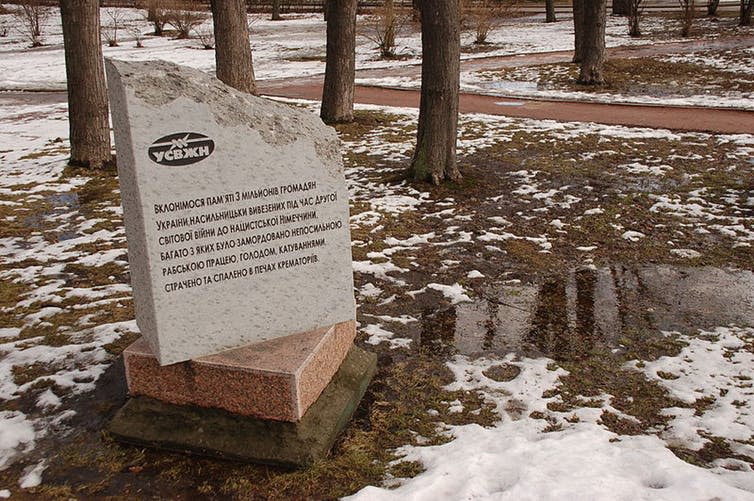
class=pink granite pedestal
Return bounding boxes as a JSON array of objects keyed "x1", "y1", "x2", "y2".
[{"x1": 122, "y1": 320, "x2": 356, "y2": 422}]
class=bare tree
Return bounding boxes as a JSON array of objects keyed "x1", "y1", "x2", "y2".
[
  {"x1": 612, "y1": 0, "x2": 630, "y2": 15},
  {"x1": 707, "y1": 0, "x2": 720, "y2": 15},
  {"x1": 321, "y1": 0, "x2": 357, "y2": 124},
  {"x1": 0, "y1": 18, "x2": 8, "y2": 37},
  {"x1": 136, "y1": 0, "x2": 168, "y2": 35},
  {"x1": 362, "y1": 0, "x2": 406, "y2": 59},
  {"x1": 271, "y1": 0, "x2": 282, "y2": 20},
  {"x1": 412, "y1": 0, "x2": 420, "y2": 21},
  {"x1": 166, "y1": 0, "x2": 207, "y2": 39},
  {"x1": 628, "y1": 0, "x2": 644, "y2": 36},
  {"x1": 546, "y1": 0, "x2": 557, "y2": 22},
  {"x1": 572, "y1": 0, "x2": 584, "y2": 62},
  {"x1": 102, "y1": 8, "x2": 126, "y2": 47},
  {"x1": 678, "y1": 0, "x2": 695, "y2": 36},
  {"x1": 194, "y1": 24, "x2": 214, "y2": 49},
  {"x1": 577, "y1": 0, "x2": 607, "y2": 84},
  {"x1": 741, "y1": 0, "x2": 753, "y2": 25},
  {"x1": 463, "y1": 0, "x2": 519, "y2": 44},
  {"x1": 410, "y1": 0, "x2": 461, "y2": 184},
  {"x1": 59, "y1": 0, "x2": 112, "y2": 168},
  {"x1": 13, "y1": 0, "x2": 52, "y2": 47},
  {"x1": 210, "y1": 0, "x2": 256, "y2": 94},
  {"x1": 129, "y1": 25, "x2": 145, "y2": 47}
]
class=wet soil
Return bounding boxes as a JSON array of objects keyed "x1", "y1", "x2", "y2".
[
  {"x1": 421, "y1": 265, "x2": 754, "y2": 361},
  {"x1": 2, "y1": 38, "x2": 753, "y2": 497}
]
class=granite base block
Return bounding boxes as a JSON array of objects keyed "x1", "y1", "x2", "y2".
[
  {"x1": 123, "y1": 320, "x2": 356, "y2": 421},
  {"x1": 109, "y1": 346, "x2": 377, "y2": 467}
]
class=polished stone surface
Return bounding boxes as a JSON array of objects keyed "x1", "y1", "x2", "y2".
[{"x1": 123, "y1": 320, "x2": 356, "y2": 422}]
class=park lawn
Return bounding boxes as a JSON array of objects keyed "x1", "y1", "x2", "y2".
[{"x1": 0, "y1": 96, "x2": 752, "y2": 498}]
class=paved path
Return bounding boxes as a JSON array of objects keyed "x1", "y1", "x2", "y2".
[
  {"x1": 259, "y1": 83, "x2": 754, "y2": 135},
  {"x1": 4, "y1": 36, "x2": 753, "y2": 135},
  {"x1": 259, "y1": 35, "x2": 754, "y2": 135}
]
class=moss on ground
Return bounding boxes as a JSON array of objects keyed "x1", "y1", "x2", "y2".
[
  {"x1": 478, "y1": 48, "x2": 754, "y2": 98},
  {"x1": 20, "y1": 356, "x2": 497, "y2": 500},
  {"x1": 2, "y1": 97, "x2": 752, "y2": 497}
]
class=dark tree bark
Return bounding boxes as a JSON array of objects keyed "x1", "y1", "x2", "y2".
[
  {"x1": 412, "y1": 0, "x2": 421, "y2": 21},
  {"x1": 409, "y1": 0, "x2": 461, "y2": 185},
  {"x1": 707, "y1": 0, "x2": 720, "y2": 15},
  {"x1": 578, "y1": 0, "x2": 607, "y2": 84},
  {"x1": 628, "y1": 0, "x2": 642, "y2": 36},
  {"x1": 321, "y1": 0, "x2": 357, "y2": 124},
  {"x1": 59, "y1": 0, "x2": 112, "y2": 169},
  {"x1": 572, "y1": 0, "x2": 585, "y2": 62},
  {"x1": 741, "y1": 0, "x2": 753, "y2": 25},
  {"x1": 210, "y1": 0, "x2": 256, "y2": 94},
  {"x1": 546, "y1": 0, "x2": 557, "y2": 22},
  {"x1": 145, "y1": 0, "x2": 165, "y2": 35},
  {"x1": 612, "y1": 0, "x2": 630, "y2": 15},
  {"x1": 271, "y1": 0, "x2": 282, "y2": 20}
]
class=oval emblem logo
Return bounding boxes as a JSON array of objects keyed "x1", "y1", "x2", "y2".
[{"x1": 148, "y1": 132, "x2": 215, "y2": 166}]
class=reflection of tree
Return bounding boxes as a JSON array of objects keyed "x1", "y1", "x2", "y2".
[
  {"x1": 420, "y1": 306, "x2": 457, "y2": 356},
  {"x1": 526, "y1": 269, "x2": 598, "y2": 360},
  {"x1": 610, "y1": 265, "x2": 653, "y2": 337},
  {"x1": 482, "y1": 300, "x2": 499, "y2": 351},
  {"x1": 526, "y1": 276, "x2": 569, "y2": 359},
  {"x1": 575, "y1": 268, "x2": 596, "y2": 343}
]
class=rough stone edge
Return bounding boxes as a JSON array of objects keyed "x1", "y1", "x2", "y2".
[
  {"x1": 105, "y1": 58, "x2": 343, "y2": 176},
  {"x1": 105, "y1": 58, "x2": 162, "y2": 361},
  {"x1": 108, "y1": 346, "x2": 377, "y2": 467}
]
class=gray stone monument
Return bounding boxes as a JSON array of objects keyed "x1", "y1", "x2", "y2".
[{"x1": 106, "y1": 60, "x2": 375, "y2": 466}]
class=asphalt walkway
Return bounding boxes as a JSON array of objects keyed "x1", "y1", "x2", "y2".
[
  {"x1": 258, "y1": 34, "x2": 754, "y2": 135},
  {"x1": 4, "y1": 35, "x2": 752, "y2": 135}
]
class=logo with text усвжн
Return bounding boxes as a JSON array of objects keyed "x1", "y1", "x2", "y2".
[{"x1": 148, "y1": 132, "x2": 215, "y2": 166}]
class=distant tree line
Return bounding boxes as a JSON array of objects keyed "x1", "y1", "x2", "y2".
[
  {"x1": 1, "y1": 0, "x2": 554, "y2": 9},
  {"x1": 23, "y1": 0, "x2": 752, "y2": 174}
]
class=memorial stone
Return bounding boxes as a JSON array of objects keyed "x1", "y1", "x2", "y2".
[
  {"x1": 105, "y1": 59, "x2": 356, "y2": 365},
  {"x1": 106, "y1": 60, "x2": 376, "y2": 464}
]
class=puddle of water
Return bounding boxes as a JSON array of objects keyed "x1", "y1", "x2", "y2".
[
  {"x1": 421, "y1": 265, "x2": 754, "y2": 361},
  {"x1": 21, "y1": 192, "x2": 82, "y2": 242},
  {"x1": 47, "y1": 192, "x2": 79, "y2": 208}
]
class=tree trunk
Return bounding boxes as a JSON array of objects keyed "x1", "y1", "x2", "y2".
[
  {"x1": 741, "y1": 0, "x2": 753, "y2": 25},
  {"x1": 321, "y1": 0, "x2": 356, "y2": 124},
  {"x1": 412, "y1": 0, "x2": 421, "y2": 21},
  {"x1": 628, "y1": 6, "x2": 641, "y2": 36},
  {"x1": 546, "y1": 0, "x2": 557, "y2": 22},
  {"x1": 707, "y1": 0, "x2": 719, "y2": 15},
  {"x1": 271, "y1": 0, "x2": 282, "y2": 20},
  {"x1": 572, "y1": 0, "x2": 584, "y2": 62},
  {"x1": 410, "y1": 0, "x2": 461, "y2": 185},
  {"x1": 59, "y1": 0, "x2": 112, "y2": 169},
  {"x1": 578, "y1": 0, "x2": 607, "y2": 84},
  {"x1": 612, "y1": 0, "x2": 630, "y2": 15},
  {"x1": 210, "y1": 0, "x2": 256, "y2": 94}
]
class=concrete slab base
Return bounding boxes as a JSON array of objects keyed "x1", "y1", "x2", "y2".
[{"x1": 109, "y1": 346, "x2": 376, "y2": 467}]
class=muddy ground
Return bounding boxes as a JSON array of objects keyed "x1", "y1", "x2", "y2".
[{"x1": 0, "y1": 100, "x2": 752, "y2": 499}]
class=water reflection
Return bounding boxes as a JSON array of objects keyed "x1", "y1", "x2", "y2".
[{"x1": 420, "y1": 266, "x2": 754, "y2": 360}]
